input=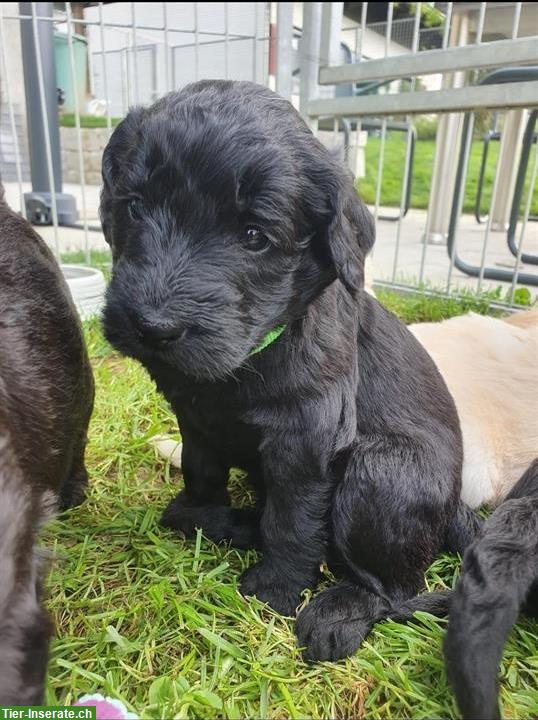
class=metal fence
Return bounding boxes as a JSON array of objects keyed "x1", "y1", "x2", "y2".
[
  {"x1": 303, "y1": 2, "x2": 538, "y2": 307},
  {"x1": 0, "y1": 1, "x2": 537, "y2": 309}
]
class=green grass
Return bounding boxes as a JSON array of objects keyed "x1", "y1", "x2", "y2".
[
  {"x1": 59, "y1": 113, "x2": 122, "y2": 129},
  {"x1": 41, "y1": 294, "x2": 538, "y2": 718},
  {"x1": 359, "y1": 134, "x2": 538, "y2": 216}
]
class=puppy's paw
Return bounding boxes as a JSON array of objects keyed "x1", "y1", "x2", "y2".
[
  {"x1": 296, "y1": 583, "x2": 381, "y2": 662},
  {"x1": 161, "y1": 494, "x2": 261, "y2": 548},
  {"x1": 160, "y1": 492, "x2": 200, "y2": 538},
  {"x1": 58, "y1": 467, "x2": 88, "y2": 511},
  {"x1": 239, "y1": 562, "x2": 304, "y2": 616}
]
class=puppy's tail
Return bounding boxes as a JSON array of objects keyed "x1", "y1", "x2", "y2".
[{"x1": 390, "y1": 460, "x2": 538, "y2": 720}]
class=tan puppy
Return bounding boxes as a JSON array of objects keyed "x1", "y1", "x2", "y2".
[{"x1": 409, "y1": 309, "x2": 538, "y2": 508}]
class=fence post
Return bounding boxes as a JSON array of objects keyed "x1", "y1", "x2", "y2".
[
  {"x1": 299, "y1": 1, "x2": 322, "y2": 125},
  {"x1": 276, "y1": 2, "x2": 294, "y2": 100},
  {"x1": 320, "y1": 2, "x2": 343, "y2": 69},
  {"x1": 19, "y1": 1, "x2": 77, "y2": 224},
  {"x1": 490, "y1": 108, "x2": 529, "y2": 230},
  {"x1": 424, "y1": 9, "x2": 469, "y2": 244}
]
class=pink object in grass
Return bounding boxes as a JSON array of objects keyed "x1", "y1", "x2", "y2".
[{"x1": 75, "y1": 694, "x2": 138, "y2": 720}]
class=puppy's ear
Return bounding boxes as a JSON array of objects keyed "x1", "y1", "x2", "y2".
[
  {"x1": 100, "y1": 108, "x2": 144, "y2": 245},
  {"x1": 326, "y1": 179, "x2": 375, "y2": 295},
  {"x1": 101, "y1": 107, "x2": 144, "y2": 190}
]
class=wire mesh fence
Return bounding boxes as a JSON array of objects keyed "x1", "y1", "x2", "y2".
[
  {"x1": 312, "y1": 1, "x2": 538, "y2": 307},
  {"x1": 0, "y1": 1, "x2": 536, "y2": 308}
]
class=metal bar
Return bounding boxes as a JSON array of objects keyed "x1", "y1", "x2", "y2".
[
  {"x1": 2, "y1": 12, "x2": 254, "y2": 39},
  {"x1": 131, "y1": 2, "x2": 139, "y2": 104},
  {"x1": 299, "y1": 2, "x2": 323, "y2": 121},
  {"x1": 506, "y1": 109, "x2": 538, "y2": 264},
  {"x1": 419, "y1": 0, "x2": 445, "y2": 283},
  {"x1": 252, "y1": 0, "x2": 257, "y2": 82},
  {"x1": 65, "y1": 1, "x2": 89, "y2": 262},
  {"x1": 378, "y1": 126, "x2": 415, "y2": 222},
  {"x1": 475, "y1": 3, "x2": 486, "y2": 44},
  {"x1": 168, "y1": 33, "x2": 268, "y2": 52},
  {"x1": 508, "y1": 143, "x2": 538, "y2": 304},
  {"x1": 98, "y1": 2, "x2": 112, "y2": 135},
  {"x1": 373, "y1": 118, "x2": 387, "y2": 223},
  {"x1": 373, "y1": 3, "x2": 392, "y2": 223},
  {"x1": 163, "y1": 2, "x2": 171, "y2": 92},
  {"x1": 224, "y1": 2, "x2": 229, "y2": 81},
  {"x1": 442, "y1": 2, "x2": 453, "y2": 49},
  {"x1": 477, "y1": 127, "x2": 504, "y2": 291},
  {"x1": 446, "y1": 113, "x2": 475, "y2": 292},
  {"x1": 511, "y1": 2, "x2": 522, "y2": 39},
  {"x1": 276, "y1": 2, "x2": 293, "y2": 98},
  {"x1": 318, "y1": 37, "x2": 538, "y2": 85},
  {"x1": 391, "y1": 2, "x2": 421, "y2": 283},
  {"x1": 372, "y1": 279, "x2": 523, "y2": 313},
  {"x1": 308, "y1": 80, "x2": 538, "y2": 118},
  {"x1": 357, "y1": 1, "x2": 368, "y2": 60},
  {"x1": 194, "y1": 2, "x2": 199, "y2": 82},
  {"x1": 30, "y1": 1, "x2": 59, "y2": 253},
  {"x1": 385, "y1": 2, "x2": 393, "y2": 55},
  {"x1": 0, "y1": 4, "x2": 26, "y2": 217},
  {"x1": 446, "y1": 112, "x2": 537, "y2": 287},
  {"x1": 474, "y1": 131, "x2": 500, "y2": 224}
]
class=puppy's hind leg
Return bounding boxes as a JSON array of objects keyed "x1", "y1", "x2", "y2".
[{"x1": 297, "y1": 440, "x2": 453, "y2": 661}]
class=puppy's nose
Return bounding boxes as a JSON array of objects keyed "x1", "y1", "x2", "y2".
[{"x1": 135, "y1": 317, "x2": 188, "y2": 348}]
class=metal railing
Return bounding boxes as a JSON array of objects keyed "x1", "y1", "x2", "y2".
[
  {"x1": 307, "y1": 1, "x2": 538, "y2": 307},
  {"x1": 0, "y1": 1, "x2": 269, "y2": 263},
  {"x1": 1, "y1": 2, "x2": 537, "y2": 308}
]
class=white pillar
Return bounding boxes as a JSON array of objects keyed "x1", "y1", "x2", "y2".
[
  {"x1": 424, "y1": 12, "x2": 469, "y2": 244},
  {"x1": 320, "y1": 2, "x2": 343, "y2": 68},
  {"x1": 299, "y1": 2, "x2": 323, "y2": 123},
  {"x1": 490, "y1": 109, "x2": 529, "y2": 230},
  {"x1": 275, "y1": 2, "x2": 294, "y2": 100}
]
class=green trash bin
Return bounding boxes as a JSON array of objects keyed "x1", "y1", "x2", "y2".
[{"x1": 54, "y1": 31, "x2": 88, "y2": 113}]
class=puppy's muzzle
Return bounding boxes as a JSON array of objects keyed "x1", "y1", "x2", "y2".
[{"x1": 133, "y1": 312, "x2": 191, "y2": 349}]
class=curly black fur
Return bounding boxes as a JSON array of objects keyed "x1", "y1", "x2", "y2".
[
  {"x1": 444, "y1": 459, "x2": 538, "y2": 720},
  {"x1": 101, "y1": 80, "x2": 470, "y2": 661},
  {"x1": 0, "y1": 193, "x2": 94, "y2": 703}
]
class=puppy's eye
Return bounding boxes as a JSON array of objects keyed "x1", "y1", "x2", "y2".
[
  {"x1": 127, "y1": 198, "x2": 144, "y2": 221},
  {"x1": 242, "y1": 226, "x2": 270, "y2": 252}
]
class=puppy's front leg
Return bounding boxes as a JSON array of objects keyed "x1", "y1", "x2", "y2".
[
  {"x1": 161, "y1": 428, "x2": 260, "y2": 548},
  {"x1": 239, "y1": 438, "x2": 330, "y2": 616}
]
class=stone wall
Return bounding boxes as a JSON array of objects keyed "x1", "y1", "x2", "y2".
[{"x1": 60, "y1": 126, "x2": 108, "y2": 186}]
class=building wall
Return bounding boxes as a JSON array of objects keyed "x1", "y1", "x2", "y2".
[{"x1": 82, "y1": 2, "x2": 268, "y2": 116}]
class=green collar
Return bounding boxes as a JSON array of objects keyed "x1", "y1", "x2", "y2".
[{"x1": 248, "y1": 324, "x2": 286, "y2": 356}]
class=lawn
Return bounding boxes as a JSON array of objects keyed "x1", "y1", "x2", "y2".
[
  {"x1": 41, "y1": 291, "x2": 538, "y2": 719},
  {"x1": 359, "y1": 134, "x2": 538, "y2": 216}
]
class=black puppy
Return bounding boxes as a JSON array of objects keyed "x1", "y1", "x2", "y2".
[
  {"x1": 101, "y1": 80, "x2": 475, "y2": 661},
  {"x1": 0, "y1": 192, "x2": 94, "y2": 703}
]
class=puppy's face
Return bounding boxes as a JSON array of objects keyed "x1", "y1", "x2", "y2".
[{"x1": 101, "y1": 82, "x2": 374, "y2": 381}]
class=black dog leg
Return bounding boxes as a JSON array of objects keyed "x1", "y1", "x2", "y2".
[
  {"x1": 239, "y1": 441, "x2": 332, "y2": 616},
  {"x1": 160, "y1": 429, "x2": 261, "y2": 548},
  {"x1": 297, "y1": 439, "x2": 451, "y2": 660}
]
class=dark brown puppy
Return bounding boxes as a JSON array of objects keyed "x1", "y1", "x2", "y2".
[{"x1": 0, "y1": 190, "x2": 94, "y2": 704}]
